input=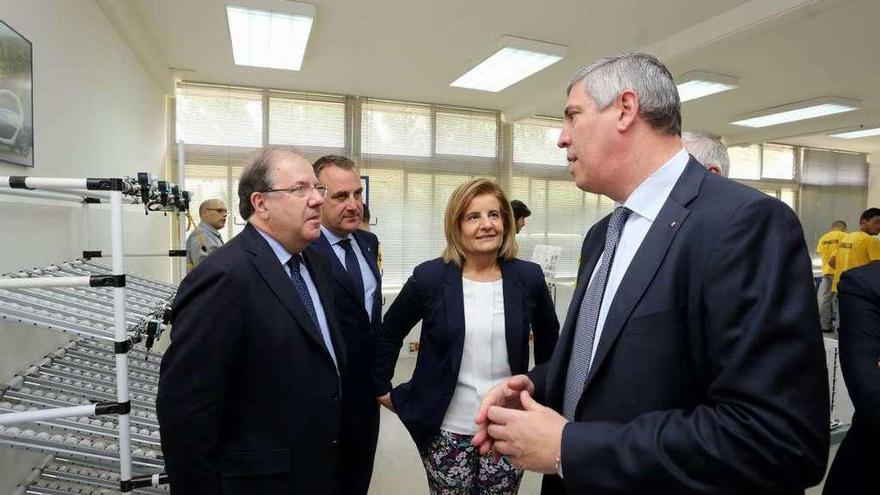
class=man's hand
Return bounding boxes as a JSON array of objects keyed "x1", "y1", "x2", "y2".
[
  {"x1": 486, "y1": 391, "x2": 567, "y2": 473},
  {"x1": 377, "y1": 393, "x2": 395, "y2": 412},
  {"x1": 472, "y1": 374, "x2": 535, "y2": 455}
]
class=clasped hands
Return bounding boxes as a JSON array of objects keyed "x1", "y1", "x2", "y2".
[{"x1": 471, "y1": 374, "x2": 568, "y2": 474}]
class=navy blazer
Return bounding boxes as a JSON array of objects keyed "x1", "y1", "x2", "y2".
[
  {"x1": 824, "y1": 262, "x2": 880, "y2": 494},
  {"x1": 158, "y1": 223, "x2": 346, "y2": 495},
  {"x1": 374, "y1": 257, "x2": 559, "y2": 452},
  {"x1": 311, "y1": 229, "x2": 382, "y2": 495},
  {"x1": 530, "y1": 159, "x2": 829, "y2": 494}
]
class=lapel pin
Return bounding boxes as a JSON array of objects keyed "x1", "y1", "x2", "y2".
[{"x1": 670, "y1": 221, "x2": 677, "y2": 228}]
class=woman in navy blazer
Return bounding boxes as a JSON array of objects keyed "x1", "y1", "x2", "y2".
[{"x1": 374, "y1": 178, "x2": 559, "y2": 494}]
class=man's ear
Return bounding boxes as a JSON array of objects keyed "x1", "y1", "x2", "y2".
[
  {"x1": 617, "y1": 89, "x2": 639, "y2": 132},
  {"x1": 251, "y1": 192, "x2": 268, "y2": 218},
  {"x1": 707, "y1": 164, "x2": 723, "y2": 175}
]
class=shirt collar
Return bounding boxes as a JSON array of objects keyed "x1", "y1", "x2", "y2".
[
  {"x1": 618, "y1": 148, "x2": 689, "y2": 222},
  {"x1": 253, "y1": 225, "x2": 294, "y2": 266},
  {"x1": 199, "y1": 221, "x2": 221, "y2": 236},
  {"x1": 321, "y1": 225, "x2": 351, "y2": 245}
]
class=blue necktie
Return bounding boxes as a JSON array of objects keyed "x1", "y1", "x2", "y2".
[
  {"x1": 562, "y1": 206, "x2": 631, "y2": 420},
  {"x1": 338, "y1": 238, "x2": 366, "y2": 306},
  {"x1": 287, "y1": 255, "x2": 320, "y2": 330}
]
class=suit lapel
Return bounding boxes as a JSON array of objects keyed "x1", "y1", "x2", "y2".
[
  {"x1": 304, "y1": 247, "x2": 347, "y2": 371},
  {"x1": 443, "y1": 263, "x2": 467, "y2": 375},
  {"x1": 353, "y1": 230, "x2": 383, "y2": 322},
  {"x1": 501, "y1": 261, "x2": 525, "y2": 373},
  {"x1": 243, "y1": 225, "x2": 333, "y2": 356},
  {"x1": 583, "y1": 160, "x2": 704, "y2": 392},
  {"x1": 352, "y1": 230, "x2": 381, "y2": 283},
  {"x1": 315, "y1": 232, "x2": 363, "y2": 305}
]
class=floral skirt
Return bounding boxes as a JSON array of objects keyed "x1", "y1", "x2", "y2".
[{"x1": 420, "y1": 429, "x2": 523, "y2": 495}]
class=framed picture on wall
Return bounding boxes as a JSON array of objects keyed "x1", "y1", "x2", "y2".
[{"x1": 0, "y1": 19, "x2": 33, "y2": 167}]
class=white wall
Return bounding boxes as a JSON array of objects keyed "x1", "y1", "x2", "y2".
[{"x1": 0, "y1": 0, "x2": 169, "y2": 490}]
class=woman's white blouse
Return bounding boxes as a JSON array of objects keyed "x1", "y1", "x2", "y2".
[{"x1": 440, "y1": 277, "x2": 510, "y2": 435}]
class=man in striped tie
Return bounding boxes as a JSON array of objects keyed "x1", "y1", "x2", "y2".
[{"x1": 473, "y1": 52, "x2": 829, "y2": 494}]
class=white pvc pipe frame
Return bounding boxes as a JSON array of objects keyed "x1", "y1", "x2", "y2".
[{"x1": 0, "y1": 176, "x2": 134, "y2": 485}]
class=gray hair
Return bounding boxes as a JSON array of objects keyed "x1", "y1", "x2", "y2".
[
  {"x1": 237, "y1": 148, "x2": 303, "y2": 219},
  {"x1": 681, "y1": 130, "x2": 730, "y2": 177},
  {"x1": 567, "y1": 52, "x2": 681, "y2": 136}
]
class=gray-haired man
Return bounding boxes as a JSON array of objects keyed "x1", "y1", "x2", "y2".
[{"x1": 474, "y1": 52, "x2": 828, "y2": 494}]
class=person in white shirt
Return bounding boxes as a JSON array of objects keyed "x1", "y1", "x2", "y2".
[{"x1": 373, "y1": 177, "x2": 559, "y2": 494}]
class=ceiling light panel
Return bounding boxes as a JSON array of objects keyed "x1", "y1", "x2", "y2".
[
  {"x1": 829, "y1": 127, "x2": 880, "y2": 139},
  {"x1": 451, "y1": 36, "x2": 566, "y2": 93},
  {"x1": 731, "y1": 97, "x2": 860, "y2": 128},
  {"x1": 676, "y1": 70, "x2": 739, "y2": 102},
  {"x1": 227, "y1": 2, "x2": 315, "y2": 71}
]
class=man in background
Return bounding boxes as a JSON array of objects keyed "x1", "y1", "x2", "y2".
[
  {"x1": 816, "y1": 220, "x2": 848, "y2": 332},
  {"x1": 312, "y1": 155, "x2": 382, "y2": 495},
  {"x1": 681, "y1": 130, "x2": 729, "y2": 177},
  {"x1": 185, "y1": 199, "x2": 227, "y2": 270},
  {"x1": 511, "y1": 199, "x2": 531, "y2": 233},
  {"x1": 831, "y1": 208, "x2": 880, "y2": 293}
]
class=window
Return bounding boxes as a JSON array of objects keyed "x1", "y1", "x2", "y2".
[
  {"x1": 361, "y1": 102, "x2": 431, "y2": 157},
  {"x1": 176, "y1": 86, "x2": 262, "y2": 147},
  {"x1": 269, "y1": 97, "x2": 345, "y2": 148},
  {"x1": 762, "y1": 144, "x2": 794, "y2": 180},
  {"x1": 513, "y1": 118, "x2": 567, "y2": 166},
  {"x1": 435, "y1": 111, "x2": 497, "y2": 158},
  {"x1": 728, "y1": 145, "x2": 761, "y2": 180}
]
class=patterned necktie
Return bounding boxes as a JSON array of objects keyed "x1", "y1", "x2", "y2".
[
  {"x1": 287, "y1": 255, "x2": 320, "y2": 330},
  {"x1": 562, "y1": 206, "x2": 632, "y2": 420},
  {"x1": 338, "y1": 238, "x2": 366, "y2": 305}
]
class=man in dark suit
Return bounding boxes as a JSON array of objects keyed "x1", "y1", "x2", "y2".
[
  {"x1": 311, "y1": 155, "x2": 382, "y2": 495},
  {"x1": 157, "y1": 148, "x2": 346, "y2": 495},
  {"x1": 474, "y1": 52, "x2": 829, "y2": 493},
  {"x1": 824, "y1": 261, "x2": 880, "y2": 494}
]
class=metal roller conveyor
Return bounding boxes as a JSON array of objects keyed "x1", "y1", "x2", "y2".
[
  {"x1": 77, "y1": 260, "x2": 177, "y2": 294},
  {"x1": 0, "y1": 401, "x2": 161, "y2": 447},
  {"x1": 1, "y1": 392, "x2": 160, "y2": 431},
  {"x1": 61, "y1": 348, "x2": 161, "y2": 376},
  {"x1": 23, "y1": 456, "x2": 168, "y2": 494},
  {"x1": 48, "y1": 264, "x2": 174, "y2": 302},
  {"x1": 75, "y1": 339, "x2": 163, "y2": 365},
  {"x1": 0, "y1": 289, "x2": 146, "y2": 328}
]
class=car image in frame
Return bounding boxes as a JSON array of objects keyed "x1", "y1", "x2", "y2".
[{"x1": 0, "y1": 19, "x2": 34, "y2": 167}]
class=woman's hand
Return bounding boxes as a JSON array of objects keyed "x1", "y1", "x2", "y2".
[{"x1": 377, "y1": 393, "x2": 395, "y2": 413}]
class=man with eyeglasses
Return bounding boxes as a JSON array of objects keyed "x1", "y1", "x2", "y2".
[
  {"x1": 185, "y1": 199, "x2": 228, "y2": 271},
  {"x1": 312, "y1": 155, "x2": 382, "y2": 495},
  {"x1": 158, "y1": 148, "x2": 348, "y2": 495}
]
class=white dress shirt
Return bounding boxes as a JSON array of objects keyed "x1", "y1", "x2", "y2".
[
  {"x1": 255, "y1": 227, "x2": 339, "y2": 371},
  {"x1": 441, "y1": 278, "x2": 509, "y2": 435},
  {"x1": 583, "y1": 148, "x2": 689, "y2": 365}
]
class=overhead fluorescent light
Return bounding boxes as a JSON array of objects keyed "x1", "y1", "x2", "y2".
[
  {"x1": 226, "y1": 2, "x2": 315, "y2": 71},
  {"x1": 829, "y1": 127, "x2": 880, "y2": 139},
  {"x1": 451, "y1": 36, "x2": 566, "y2": 93},
  {"x1": 676, "y1": 70, "x2": 738, "y2": 102},
  {"x1": 731, "y1": 97, "x2": 860, "y2": 128}
]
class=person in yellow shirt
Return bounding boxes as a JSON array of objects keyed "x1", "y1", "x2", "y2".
[
  {"x1": 831, "y1": 208, "x2": 880, "y2": 294},
  {"x1": 816, "y1": 220, "x2": 848, "y2": 332}
]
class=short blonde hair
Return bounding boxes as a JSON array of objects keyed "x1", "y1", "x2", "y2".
[{"x1": 442, "y1": 178, "x2": 518, "y2": 266}]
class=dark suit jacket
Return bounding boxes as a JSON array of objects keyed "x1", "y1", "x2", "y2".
[
  {"x1": 374, "y1": 257, "x2": 559, "y2": 452},
  {"x1": 530, "y1": 159, "x2": 830, "y2": 494},
  {"x1": 157, "y1": 223, "x2": 347, "y2": 495},
  {"x1": 312, "y1": 229, "x2": 382, "y2": 495},
  {"x1": 824, "y1": 262, "x2": 880, "y2": 494}
]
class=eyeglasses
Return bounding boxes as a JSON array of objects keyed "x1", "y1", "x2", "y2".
[
  {"x1": 261, "y1": 184, "x2": 328, "y2": 198},
  {"x1": 205, "y1": 208, "x2": 228, "y2": 214}
]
